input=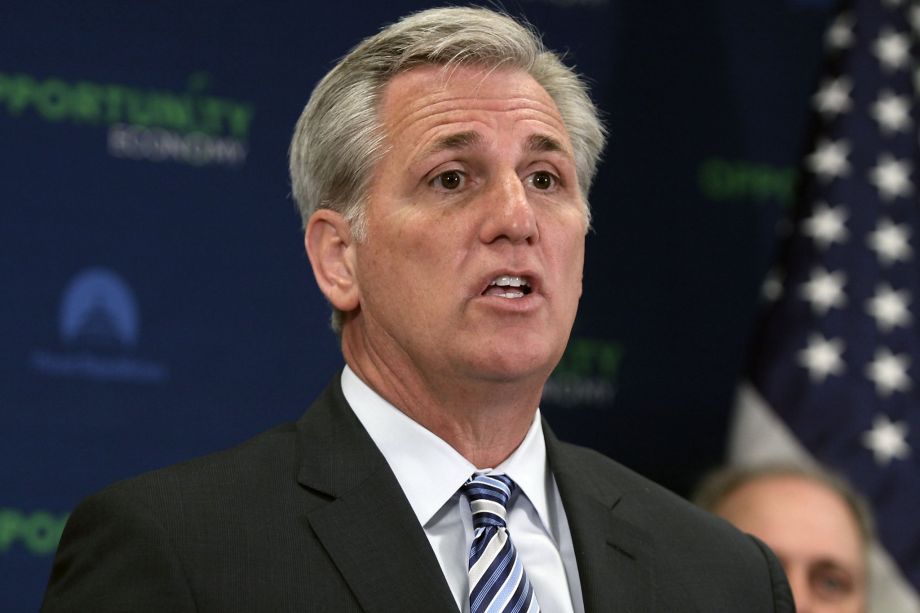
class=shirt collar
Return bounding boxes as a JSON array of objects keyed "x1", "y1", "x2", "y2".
[
  {"x1": 495, "y1": 410, "x2": 552, "y2": 534},
  {"x1": 340, "y1": 366, "x2": 552, "y2": 533}
]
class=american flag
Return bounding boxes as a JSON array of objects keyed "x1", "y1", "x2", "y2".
[{"x1": 735, "y1": 0, "x2": 919, "y2": 606}]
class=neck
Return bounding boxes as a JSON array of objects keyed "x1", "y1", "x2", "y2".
[{"x1": 342, "y1": 327, "x2": 545, "y2": 469}]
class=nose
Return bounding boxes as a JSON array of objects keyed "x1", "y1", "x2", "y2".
[
  {"x1": 478, "y1": 172, "x2": 538, "y2": 245},
  {"x1": 785, "y1": 567, "x2": 814, "y2": 613}
]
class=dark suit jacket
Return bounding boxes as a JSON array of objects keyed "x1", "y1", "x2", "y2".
[{"x1": 43, "y1": 376, "x2": 794, "y2": 612}]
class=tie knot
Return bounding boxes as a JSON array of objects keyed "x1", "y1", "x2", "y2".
[{"x1": 462, "y1": 473, "x2": 515, "y2": 530}]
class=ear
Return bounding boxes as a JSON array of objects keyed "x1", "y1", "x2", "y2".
[{"x1": 305, "y1": 209, "x2": 360, "y2": 314}]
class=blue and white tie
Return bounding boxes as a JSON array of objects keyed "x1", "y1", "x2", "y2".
[{"x1": 462, "y1": 474, "x2": 540, "y2": 613}]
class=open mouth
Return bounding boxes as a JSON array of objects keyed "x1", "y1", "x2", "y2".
[{"x1": 482, "y1": 274, "x2": 533, "y2": 299}]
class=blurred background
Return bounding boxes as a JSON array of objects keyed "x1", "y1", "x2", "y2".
[{"x1": 3, "y1": 0, "x2": 916, "y2": 611}]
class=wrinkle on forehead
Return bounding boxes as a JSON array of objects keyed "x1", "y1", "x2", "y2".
[{"x1": 378, "y1": 65, "x2": 574, "y2": 156}]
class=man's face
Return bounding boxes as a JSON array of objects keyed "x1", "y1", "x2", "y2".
[
  {"x1": 714, "y1": 475, "x2": 867, "y2": 613},
  {"x1": 348, "y1": 64, "x2": 586, "y2": 389}
]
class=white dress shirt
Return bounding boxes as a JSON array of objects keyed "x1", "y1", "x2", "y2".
[{"x1": 341, "y1": 366, "x2": 584, "y2": 613}]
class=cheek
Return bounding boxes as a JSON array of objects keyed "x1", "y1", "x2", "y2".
[
  {"x1": 555, "y1": 230, "x2": 585, "y2": 285},
  {"x1": 376, "y1": 231, "x2": 455, "y2": 306},
  {"x1": 546, "y1": 235, "x2": 585, "y2": 320}
]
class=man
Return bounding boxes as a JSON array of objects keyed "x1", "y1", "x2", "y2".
[
  {"x1": 43, "y1": 7, "x2": 793, "y2": 612},
  {"x1": 695, "y1": 465, "x2": 872, "y2": 613}
]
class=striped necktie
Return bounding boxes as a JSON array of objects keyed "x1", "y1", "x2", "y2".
[{"x1": 462, "y1": 473, "x2": 540, "y2": 613}]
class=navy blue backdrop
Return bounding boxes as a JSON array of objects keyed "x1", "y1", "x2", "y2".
[{"x1": 2, "y1": 1, "x2": 832, "y2": 610}]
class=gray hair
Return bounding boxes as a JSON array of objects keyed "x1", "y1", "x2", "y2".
[
  {"x1": 693, "y1": 463, "x2": 876, "y2": 548},
  {"x1": 289, "y1": 6, "x2": 607, "y2": 239}
]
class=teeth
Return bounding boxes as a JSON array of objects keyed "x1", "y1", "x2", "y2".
[{"x1": 490, "y1": 275, "x2": 529, "y2": 288}]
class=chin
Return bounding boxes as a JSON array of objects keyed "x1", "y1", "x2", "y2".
[{"x1": 468, "y1": 346, "x2": 559, "y2": 385}]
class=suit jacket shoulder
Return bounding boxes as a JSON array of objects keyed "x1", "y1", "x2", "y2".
[
  {"x1": 42, "y1": 379, "x2": 456, "y2": 613},
  {"x1": 547, "y1": 434, "x2": 794, "y2": 612}
]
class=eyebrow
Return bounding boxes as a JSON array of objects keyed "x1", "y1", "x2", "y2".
[
  {"x1": 427, "y1": 131, "x2": 483, "y2": 155},
  {"x1": 526, "y1": 133, "x2": 566, "y2": 154},
  {"x1": 423, "y1": 130, "x2": 569, "y2": 158}
]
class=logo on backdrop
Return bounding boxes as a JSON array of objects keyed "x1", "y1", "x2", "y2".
[
  {"x1": 522, "y1": 0, "x2": 609, "y2": 6},
  {"x1": 0, "y1": 508, "x2": 68, "y2": 557},
  {"x1": 542, "y1": 337, "x2": 621, "y2": 409},
  {"x1": 698, "y1": 157, "x2": 794, "y2": 206},
  {"x1": 0, "y1": 71, "x2": 253, "y2": 167},
  {"x1": 30, "y1": 267, "x2": 169, "y2": 383}
]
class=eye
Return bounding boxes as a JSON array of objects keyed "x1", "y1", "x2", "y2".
[
  {"x1": 528, "y1": 170, "x2": 557, "y2": 190},
  {"x1": 810, "y1": 564, "x2": 855, "y2": 601},
  {"x1": 432, "y1": 169, "x2": 465, "y2": 191}
]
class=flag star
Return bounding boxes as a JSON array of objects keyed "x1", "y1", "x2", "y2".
[
  {"x1": 813, "y1": 76, "x2": 853, "y2": 116},
  {"x1": 807, "y1": 139, "x2": 851, "y2": 181},
  {"x1": 865, "y1": 347, "x2": 911, "y2": 396},
  {"x1": 798, "y1": 334, "x2": 846, "y2": 382},
  {"x1": 874, "y1": 29, "x2": 911, "y2": 71},
  {"x1": 802, "y1": 202, "x2": 849, "y2": 248},
  {"x1": 761, "y1": 269, "x2": 784, "y2": 301},
  {"x1": 862, "y1": 414, "x2": 911, "y2": 465},
  {"x1": 871, "y1": 90, "x2": 912, "y2": 134},
  {"x1": 866, "y1": 284, "x2": 912, "y2": 332},
  {"x1": 867, "y1": 218, "x2": 912, "y2": 264},
  {"x1": 825, "y1": 12, "x2": 854, "y2": 50},
  {"x1": 869, "y1": 154, "x2": 914, "y2": 200},
  {"x1": 800, "y1": 267, "x2": 847, "y2": 314}
]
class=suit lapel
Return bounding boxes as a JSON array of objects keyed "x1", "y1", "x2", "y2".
[
  {"x1": 295, "y1": 380, "x2": 457, "y2": 612},
  {"x1": 545, "y1": 426, "x2": 656, "y2": 612}
]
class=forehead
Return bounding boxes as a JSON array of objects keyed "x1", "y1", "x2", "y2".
[
  {"x1": 717, "y1": 475, "x2": 864, "y2": 563},
  {"x1": 376, "y1": 64, "x2": 573, "y2": 153}
]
